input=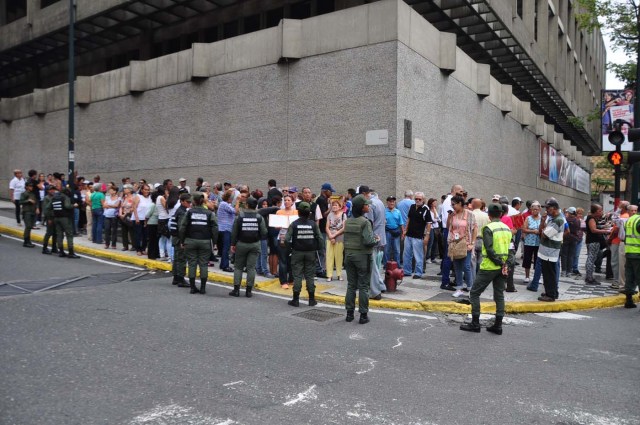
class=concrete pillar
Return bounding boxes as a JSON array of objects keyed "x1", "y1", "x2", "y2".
[
  {"x1": 523, "y1": 0, "x2": 535, "y2": 36},
  {"x1": 26, "y1": 0, "x2": 37, "y2": 26},
  {"x1": 535, "y1": 0, "x2": 548, "y2": 54},
  {"x1": 547, "y1": 12, "x2": 558, "y2": 74},
  {"x1": 0, "y1": 0, "x2": 7, "y2": 26},
  {"x1": 556, "y1": 27, "x2": 566, "y2": 91}
]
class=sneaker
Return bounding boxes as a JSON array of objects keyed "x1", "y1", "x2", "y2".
[
  {"x1": 426, "y1": 259, "x2": 433, "y2": 264},
  {"x1": 264, "y1": 272, "x2": 275, "y2": 279},
  {"x1": 523, "y1": 277, "x2": 530, "y2": 284},
  {"x1": 461, "y1": 287, "x2": 469, "y2": 292},
  {"x1": 538, "y1": 295, "x2": 555, "y2": 302},
  {"x1": 610, "y1": 283, "x2": 620, "y2": 289},
  {"x1": 412, "y1": 274, "x2": 422, "y2": 279},
  {"x1": 452, "y1": 290, "x2": 464, "y2": 298},
  {"x1": 585, "y1": 279, "x2": 601, "y2": 285}
]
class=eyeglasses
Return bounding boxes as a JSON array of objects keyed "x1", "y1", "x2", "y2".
[{"x1": 415, "y1": 198, "x2": 424, "y2": 201}]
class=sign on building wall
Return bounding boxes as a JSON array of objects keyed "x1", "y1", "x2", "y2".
[
  {"x1": 539, "y1": 139, "x2": 590, "y2": 194},
  {"x1": 602, "y1": 89, "x2": 635, "y2": 152}
]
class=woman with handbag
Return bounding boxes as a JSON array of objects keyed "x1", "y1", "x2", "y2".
[
  {"x1": 447, "y1": 195, "x2": 477, "y2": 298},
  {"x1": 118, "y1": 184, "x2": 137, "y2": 251}
]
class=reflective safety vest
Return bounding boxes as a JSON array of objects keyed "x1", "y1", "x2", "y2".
[
  {"x1": 238, "y1": 213, "x2": 262, "y2": 243},
  {"x1": 52, "y1": 193, "x2": 68, "y2": 218},
  {"x1": 169, "y1": 206, "x2": 186, "y2": 237},
  {"x1": 291, "y1": 218, "x2": 318, "y2": 251},
  {"x1": 480, "y1": 221, "x2": 511, "y2": 271},
  {"x1": 625, "y1": 214, "x2": 640, "y2": 255}
]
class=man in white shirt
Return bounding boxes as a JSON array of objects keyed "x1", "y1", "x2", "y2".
[{"x1": 9, "y1": 169, "x2": 26, "y2": 226}]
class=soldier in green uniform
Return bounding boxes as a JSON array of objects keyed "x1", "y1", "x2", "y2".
[
  {"x1": 460, "y1": 204, "x2": 514, "y2": 334},
  {"x1": 179, "y1": 192, "x2": 218, "y2": 294},
  {"x1": 285, "y1": 202, "x2": 325, "y2": 307},
  {"x1": 19, "y1": 181, "x2": 38, "y2": 247},
  {"x1": 169, "y1": 193, "x2": 191, "y2": 287},
  {"x1": 41, "y1": 185, "x2": 58, "y2": 254},
  {"x1": 230, "y1": 197, "x2": 268, "y2": 298},
  {"x1": 52, "y1": 188, "x2": 80, "y2": 258},
  {"x1": 343, "y1": 195, "x2": 379, "y2": 324},
  {"x1": 623, "y1": 208, "x2": 640, "y2": 308}
]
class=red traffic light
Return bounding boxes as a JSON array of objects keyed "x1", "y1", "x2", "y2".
[{"x1": 608, "y1": 151, "x2": 623, "y2": 166}]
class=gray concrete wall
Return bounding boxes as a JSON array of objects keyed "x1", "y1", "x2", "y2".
[
  {"x1": 395, "y1": 42, "x2": 590, "y2": 209},
  {"x1": 0, "y1": 42, "x2": 398, "y2": 196}
]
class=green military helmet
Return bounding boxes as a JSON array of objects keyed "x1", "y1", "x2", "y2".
[
  {"x1": 351, "y1": 194, "x2": 371, "y2": 210},
  {"x1": 191, "y1": 192, "x2": 204, "y2": 202},
  {"x1": 297, "y1": 201, "x2": 311, "y2": 213}
]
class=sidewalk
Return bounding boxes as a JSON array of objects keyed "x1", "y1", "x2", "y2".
[{"x1": 0, "y1": 199, "x2": 634, "y2": 313}]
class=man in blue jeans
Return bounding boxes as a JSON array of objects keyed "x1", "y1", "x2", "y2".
[
  {"x1": 402, "y1": 192, "x2": 431, "y2": 279},
  {"x1": 384, "y1": 196, "x2": 405, "y2": 265}
]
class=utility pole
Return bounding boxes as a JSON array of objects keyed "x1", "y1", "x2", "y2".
[{"x1": 68, "y1": 0, "x2": 75, "y2": 189}]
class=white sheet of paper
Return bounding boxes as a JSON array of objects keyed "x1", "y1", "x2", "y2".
[{"x1": 269, "y1": 214, "x2": 289, "y2": 228}]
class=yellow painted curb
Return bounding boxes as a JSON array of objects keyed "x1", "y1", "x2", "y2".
[{"x1": 2, "y1": 224, "x2": 638, "y2": 313}]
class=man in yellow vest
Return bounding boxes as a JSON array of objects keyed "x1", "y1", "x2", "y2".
[
  {"x1": 623, "y1": 207, "x2": 640, "y2": 308},
  {"x1": 460, "y1": 203, "x2": 514, "y2": 334}
]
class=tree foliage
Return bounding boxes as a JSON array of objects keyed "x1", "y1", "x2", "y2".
[
  {"x1": 575, "y1": 0, "x2": 638, "y2": 56},
  {"x1": 608, "y1": 60, "x2": 637, "y2": 88}
]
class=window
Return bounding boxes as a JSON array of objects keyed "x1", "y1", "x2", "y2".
[
  {"x1": 266, "y1": 8, "x2": 284, "y2": 28},
  {"x1": 244, "y1": 14, "x2": 260, "y2": 33},
  {"x1": 516, "y1": 0, "x2": 523, "y2": 19},
  {"x1": 290, "y1": 1, "x2": 312, "y2": 20},
  {"x1": 41, "y1": 0, "x2": 61, "y2": 8},
  {"x1": 5, "y1": 0, "x2": 27, "y2": 24},
  {"x1": 223, "y1": 20, "x2": 238, "y2": 39},
  {"x1": 204, "y1": 26, "x2": 218, "y2": 43}
]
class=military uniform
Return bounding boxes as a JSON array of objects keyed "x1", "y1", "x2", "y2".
[
  {"x1": 461, "y1": 205, "x2": 513, "y2": 334},
  {"x1": 169, "y1": 203, "x2": 189, "y2": 287},
  {"x1": 178, "y1": 195, "x2": 218, "y2": 294},
  {"x1": 623, "y1": 213, "x2": 640, "y2": 308},
  {"x1": 51, "y1": 190, "x2": 80, "y2": 258},
  {"x1": 343, "y1": 195, "x2": 378, "y2": 324},
  {"x1": 19, "y1": 187, "x2": 37, "y2": 247},
  {"x1": 41, "y1": 188, "x2": 58, "y2": 254},
  {"x1": 285, "y1": 202, "x2": 325, "y2": 306},
  {"x1": 230, "y1": 206, "x2": 268, "y2": 297}
]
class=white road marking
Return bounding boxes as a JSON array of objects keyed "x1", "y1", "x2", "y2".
[
  {"x1": 392, "y1": 337, "x2": 403, "y2": 349},
  {"x1": 588, "y1": 349, "x2": 637, "y2": 361},
  {"x1": 223, "y1": 380, "x2": 245, "y2": 387},
  {"x1": 535, "y1": 405, "x2": 636, "y2": 425},
  {"x1": 355, "y1": 357, "x2": 377, "y2": 375},
  {"x1": 349, "y1": 332, "x2": 365, "y2": 340},
  {"x1": 535, "y1": 312, "x2": 592, "y2": 320},
  {"x1": 283, "y1": 384, "x2": 318, "y2": 406},
  {"x1": 129, "y1": 404, "x2": 236, "y2": 425},
  {"x1": 2, "y1": 235, "x2": 144, "y2": 270}
]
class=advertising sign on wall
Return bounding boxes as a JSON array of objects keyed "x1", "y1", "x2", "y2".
[
  {"x1": 602, "y1": 89, "x2": 635, "y2": 152},
  {"x1": 539, "y1": 139, "x2": 590, "y2": 194}
]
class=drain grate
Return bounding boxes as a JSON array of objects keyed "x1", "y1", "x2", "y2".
[{"x1": 292, "y1": 309, "x2": 342, "y2": 322}]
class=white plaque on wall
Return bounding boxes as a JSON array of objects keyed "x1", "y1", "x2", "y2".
[
  {"x1": 414, "y1": 138, "x2": 424, "y2": 154},
  {"x1": 366, "y1": 129, "x2": 389, "y2": 145}
]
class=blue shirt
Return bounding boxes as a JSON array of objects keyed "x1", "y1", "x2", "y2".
[
  {"x1": 397, "y1": 199, "x2": 415, "y2": 223},
  {"x1": 217, "y1": 201, "x2": 236, "y2": 232},
  {"x1": 385, "y1": 207, "x2": 405, "y2": 230}
]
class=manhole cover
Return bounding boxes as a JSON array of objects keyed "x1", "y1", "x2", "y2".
[{"x1": 292, "y1": 309, "x2": 342, "y2": 322}]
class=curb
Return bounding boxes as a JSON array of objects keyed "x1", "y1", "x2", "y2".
[{"x1": 2, "y1": 224, "x2": 637, "y2": 314}]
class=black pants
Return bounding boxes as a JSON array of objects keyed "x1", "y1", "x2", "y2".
[
  {"x1": 595, "y1": 248, "x2": 613, "y2": 277},
  {"x1": 14, "y1": 200, "x2": 21, "y2": 224},
  {"x1": 541, "y1": 259, "x2": 558, "y2": 299},
  {"x1": 104, "y1": 217, "x2": 119, "y2": 247},
  {"x1": 147, "y1": 224, "x2": 159, "y2": 259},
  {"x1": 560, "y1": 240, "x2": 576, "y2": 274}
]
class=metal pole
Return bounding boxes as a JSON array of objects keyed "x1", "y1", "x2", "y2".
[
  {"x1": 68, "y1": 0, "x2": 75, "y2": 189},
  {"x1": 631, "y1": 45, "x2": 640, "y2": 204}
]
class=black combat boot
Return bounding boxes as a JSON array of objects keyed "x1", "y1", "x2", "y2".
[
  {"x1": 42, "y1": 247, "x2": 52, "y2": 255},
  {"x1": 229, "y1": 285, "x2": 240, "y2": 297},
  {"x1": 460, "y1": 314, "x2": 481, "y2": 333},
  {"x1": 486, "y1": 316, "x2": 503, "y2": 335},
  {"x1": 51, "y1": 243, "x2": 58, "y2": 254},
  {"x1": 189, "y1": 278, "x2": 199, "y2": 294},
  {"x1": 171, "y1": 276, "x2": 180, "y2": 285},
  {"x1": 346, "y1": 310, "x2": 355, "y2": 322},
  {"x1": 245, "y1": 287, "x2": 252, "y2": 298},
  {"x1": 177, "y1": 276, "x2": 189, "y2": 288},
  {"x1": 199, "y1": 279, "x2": 207, "y2": 294},
  {"x1": 67, "y1": 250, "x2": 80, "y2": 259},
  {"x1": 288, "y1": 291, "x2": 300, "y2": 307},
  {"x1": 359, "y1": 313, "x2": 369, "y2": 324},
  {"x1": 624, "y1": 294, "x2": 637, "y2": 309},
  {"x1": 58, "y1": 250, "x2": 67, "y2": 258},
  {"x1": 308, "y1": 291, "x2": 317, "y2": 306}
]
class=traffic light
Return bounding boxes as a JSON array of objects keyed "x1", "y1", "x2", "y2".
[
  {"x1": 608, "y1": 119, "x2": 640, "y2": 147},
  {"x1": 608, "y1": 151, "x2": 623, "y2": 166}
]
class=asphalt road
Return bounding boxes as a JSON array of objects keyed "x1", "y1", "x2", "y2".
[{"x1": 1, "y1": 235, "x2": 639, "y2": 425}]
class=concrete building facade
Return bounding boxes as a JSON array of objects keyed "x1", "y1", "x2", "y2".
[{"x1": 0, "y1": 0, "x2": 606, "y2": 205}]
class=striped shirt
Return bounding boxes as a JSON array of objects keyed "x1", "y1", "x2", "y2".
[
  {"x1": 538, "y1": 215, "x2": 566, "y2": 262},
  {"x1": 217, "y1": 201, "x2": 236, "y2": 232}
]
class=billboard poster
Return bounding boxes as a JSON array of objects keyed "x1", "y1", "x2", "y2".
[
  {"x1": 538, "y1": 138, "x2": 589, "y2": 194},
  {"x1": 602, "y1": 89, "x2": 635, "y2": 151},
  {"x1": 539, "y1": 140, "x2": 549, "y2": 179}
]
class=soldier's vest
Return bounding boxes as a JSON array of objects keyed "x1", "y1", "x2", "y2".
[
  {"x1": 480, "y1": 221, "x2": 512, "y2": 271},
  {"x1": 52, "y1": 193, "x2": 66, "y2": 218},
  {"x1": 625, "y1": 214, "x2": 640, "y2": 255},
  {"x1": 291, "y1": 219, "x2": 318, "y2": 251},
  {"x1": 238, "y1": 213, "x2": 261, "y2": 243},
  {"x1": 169, "y1": 207, "x2": 185, "y2": 237},
  {"x1": 186, "y1": 208, "x2": 213, "y2": 240},
  {"x1": 343, "y1": 216, "x2": 369, "y2": 252}
]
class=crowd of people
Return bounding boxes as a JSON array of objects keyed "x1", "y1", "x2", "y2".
[{"x1": 8, "y1": 169, "x2": 640, "y2": 328}]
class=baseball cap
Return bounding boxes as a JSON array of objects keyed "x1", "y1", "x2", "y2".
[
  {"x1": 289, "y1": 186, "x2": 298, "y2": 193},
  {"x1": 513, "y1": 196, "x2": 522, "y2": 202},
  {"x1": 487, "y1": 204, "x2": 502, "y2": 215},
  {"x1": 246, "y1": 198, "x2": 258, "y2": 209},
  {"x1": 545, "y1": 199, "x2": 560, "y2": 208},
  {"x1": 566, "y1": 207, "x2": 577, "y2": 214},
  {"x1": 386, "y1": 196, "x2": 397, "y2": 201},
  {"x1": 191, "y1": 192, "x2": 204, "y2": 201},
  {"x1": 321, "y1": 183, "x2": 336, "y2": 192},
  {"x1": 351, "y1": 195, "x2": 372, "y2": 209},
  {"x1": 357, "y1": 185, "x2": 371, "y2": 194},
  {"x1": 179, "y1": 178, "x2": 187, "y2": 182},
  {"x1": 297, "y1": 201, "x2": 310, "y2": 212}
]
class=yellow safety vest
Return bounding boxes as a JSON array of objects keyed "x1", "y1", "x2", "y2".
[
  {"x1": 625, "y1": 214, "x2": 640, "y2": 255},
  {"x1": 480, "y1": 221, "x2": 511, "y2": 270}
]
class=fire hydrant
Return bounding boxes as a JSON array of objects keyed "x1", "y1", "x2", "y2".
[{"x1": 384, "y1": 261, "x2": 404, "y2": 292}]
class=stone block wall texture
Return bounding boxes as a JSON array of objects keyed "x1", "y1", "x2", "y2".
[{"x1": 1, "y1": 40, "x2": 588, "y2": 207}]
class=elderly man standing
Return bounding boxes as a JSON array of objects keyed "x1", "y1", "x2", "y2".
[
  {"x1": 396, "y1": 190, "x2": 414, "y2": 265},
  {"x1": 402, "y1": 192, "x2": 431, "y2": 280},
  {"x1": 361, "y1": 186, "x2": 387, "y2": 300}
]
